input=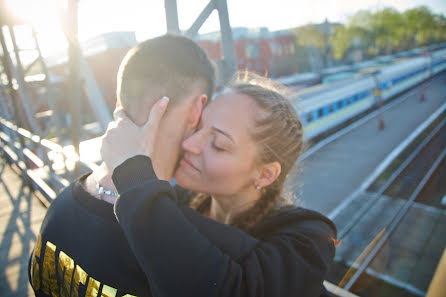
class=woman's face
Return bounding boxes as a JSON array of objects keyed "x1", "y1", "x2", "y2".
[{"x1": 174, "y1": 91, "x2": 261, "y2": 196}]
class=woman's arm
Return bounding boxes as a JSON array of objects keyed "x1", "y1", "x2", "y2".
[{"x1": 114, "y1": 156, "x2": 336, "y2": 297}]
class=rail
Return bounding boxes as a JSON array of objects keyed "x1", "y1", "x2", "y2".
[
  {"x1": 0, "y1": 116, "x2": 95, "y2": 204},
  {"x1": 343, "y1": 146, "x2": 446, "y2": 291},
  {"x1": 338, "y1": 115, "x2": 446, "y2": 239},
  {"x1": 333, "y1": 102, "x2": 446, "y2": 292}
]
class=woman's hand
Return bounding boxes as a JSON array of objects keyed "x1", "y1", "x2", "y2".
[{"x1": 100, "y1": 97, "x2": 169, "y2": 172}]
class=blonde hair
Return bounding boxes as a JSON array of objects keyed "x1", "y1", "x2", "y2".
[{"x1": 190, "y1": 72, "x2": 304, "y2": 232}]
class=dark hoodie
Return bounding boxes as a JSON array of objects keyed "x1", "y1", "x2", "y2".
[{"x1": 113, "y1": 156, "x2": 337, "y2": 297}]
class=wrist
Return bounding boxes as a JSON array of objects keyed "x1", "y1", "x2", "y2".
[{"x1": 112, "y1": 155, "x2": 158, "y2": 194}]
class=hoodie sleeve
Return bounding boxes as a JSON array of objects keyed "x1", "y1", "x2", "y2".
[{"x1": 113, "y1": 156, "x2": 336, "y2": 297}]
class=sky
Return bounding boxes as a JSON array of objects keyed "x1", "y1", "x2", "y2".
[{"x1": 4, "y1": 0, "x2": 446, "y2": 57}]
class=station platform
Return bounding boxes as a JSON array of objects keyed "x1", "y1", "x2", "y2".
[{"x1": 288, "y1": 73, "x2": 446, "y2": 216}]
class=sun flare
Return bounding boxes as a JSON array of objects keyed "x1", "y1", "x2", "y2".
[{"x1": 5, "y1": 0, "x2": 64, "y2": 31}]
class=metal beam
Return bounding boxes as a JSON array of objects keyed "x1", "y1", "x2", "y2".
[
  {"x1": 165, "y1": 0, "x2": 180, "y2": 33},
  {"x1": 215, "y1": 0, "x2": 236, "y2": 82},
  {"x1": 66, "y1": 0, "x2": 81, "y2": 176},
  {"x1": 60, "y1": 3, "x2": 112, "y2": 133},
  {"x1": 185, "y1": 0, "x2": 216, "y2": 38},
  {"x1": 0, "y1": 27, "x2": 26, "y2": 128},
  {"x1": 78, "y1": 56, "x2": 113, "y2": 131},
  {"x1": 31, "y1": 27, "x2": 64, "y2": 139},
  {"x1": 5, "y1": 25, "x2": 41, "y2": 134},
  {"x1": 177, "y1": 0, "x2": 236, "y2": 84}
]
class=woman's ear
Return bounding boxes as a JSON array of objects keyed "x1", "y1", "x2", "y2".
[
  {"x1": 188, "y1": 94, "x2": 208, "y2": 127},
  {"x1": 257, "y1": 161, "x2": 281, "y2": 188}
]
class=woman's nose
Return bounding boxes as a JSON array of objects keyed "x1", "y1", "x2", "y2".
[{"x1": 182, "y1": 130, "x2": 204, "y2": 155}]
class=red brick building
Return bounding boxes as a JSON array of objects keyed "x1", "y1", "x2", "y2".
[{"x1": 197, "y1": 27, "x2": 297, "y2": 78}]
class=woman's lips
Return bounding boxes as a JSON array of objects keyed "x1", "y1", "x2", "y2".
[{"x1": 180, "y1": 157, "x2": 200, "y2": 172}]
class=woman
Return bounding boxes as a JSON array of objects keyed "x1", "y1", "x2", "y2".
[{"x1": 107, "y1": 74, "x2": 337, "y2": 297}]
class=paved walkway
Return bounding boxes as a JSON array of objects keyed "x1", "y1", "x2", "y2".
[
  {"x1": 0, "y1": 160, "x2": 47, "y2": 297},
  {"x1": 288, "y1": 73, "x2": 446, "y2": 215}
]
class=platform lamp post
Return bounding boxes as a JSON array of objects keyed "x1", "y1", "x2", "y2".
[
  {"x1": 371, "y1": 70, "x2": 385, "y2": 131},
  {"x1": 420, "y1": 51, "x2": 430, "y2": 102}
]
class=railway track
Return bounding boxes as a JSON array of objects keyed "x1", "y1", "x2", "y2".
[{"x1": 327, "y1": 104, "x2": 446, "y2": 296}]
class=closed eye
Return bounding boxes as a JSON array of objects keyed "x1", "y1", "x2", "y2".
[{"x1": 212, "y1": 143, "x2": 225, "y2": 152}]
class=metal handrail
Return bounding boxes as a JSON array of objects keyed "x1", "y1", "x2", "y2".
[
  {"x1": 343, "y1": 147, "x2": 446, "y2": 291},
  {"x1": 338, "y1": 117, "x2": 446, "y2": 239},
  {"x1": 0, "y1": 116, "x2": 71, "y2": 201}
]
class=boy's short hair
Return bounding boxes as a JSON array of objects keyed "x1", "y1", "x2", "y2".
[{"x1": 117, "y1": 34, "x2": 215, "y2": 123}]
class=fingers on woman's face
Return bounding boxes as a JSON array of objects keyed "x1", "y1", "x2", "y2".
[{"x1": 113, "y1": 107, "x2": 127, "y2": 121}]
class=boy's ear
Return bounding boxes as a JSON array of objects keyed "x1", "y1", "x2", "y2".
[{"x1": 188, "y1": 94, "x2": 208, "y2": 127}]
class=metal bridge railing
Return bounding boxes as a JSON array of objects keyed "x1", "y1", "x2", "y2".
[{"x1": 0, "y1": 115, "x2": 94, "y2": 205}]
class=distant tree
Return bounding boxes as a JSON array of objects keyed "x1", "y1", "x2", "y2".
[
  {"x1": 370, "y1": 7, "x2": 405, "y2": 54},
  {"x1": 291, "y1": 23, "x2": 337, "y2": 69},
  {"x1": 434, "y1": 14, "x2": 446, "y2": 42},
  {"x1": 331, "y1": 25, "x2": 373, "y2": 60},
  {"x1": 291, "y1": 24, "x2": 326, "y2": 50},
  {"x1": 348, "y1": 10, "x2": 374, "y2": 30},
  {"x1": 330, "y1": 6, "x2": 446, "y2": 61},
  {"x1": 331, "y1": 25, "x2": 350, "y2": 60},
  {"x1": 403, "y1": 6, "x2": 438, "y2": 47},
  {"x1": 291, "y1": 6, "x2": 446, "y2": 68}
]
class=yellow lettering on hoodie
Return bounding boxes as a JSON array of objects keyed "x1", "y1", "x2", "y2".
[
  {"x1": 71, "y1": 265, "x2": 88, "y2": 297},
  {"x1": 31, "y1": 234, "x2": 42, "y2": 290},
  {"x1": 58, "y1": 251, "x2": 75, "y2": 297},
  {"x1": 41, "y1": 241, "x2": 59, "y2": 296}
]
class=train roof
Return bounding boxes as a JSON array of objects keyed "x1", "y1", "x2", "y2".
[
  {"x1": 293, "y1": 75, "x2": 368, "y2": 100},
  {"x1": 277, "y1": 72, "x2": 320, "y2": 85}
]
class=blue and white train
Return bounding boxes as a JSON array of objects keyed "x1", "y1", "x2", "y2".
[{"x1": 293, "y1": 48, "x2": 446, "y2": 140}]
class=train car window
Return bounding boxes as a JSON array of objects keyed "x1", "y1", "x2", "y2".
[
  {"x1": 318, "y1": 108, "x2": 323, "y2": 118},
  {"x1": 346, "y1": 97, "x2": 351, "y2": 105},
  {"x1": 323, "y1": 106, "x2": 329, "y2": 115},
  {"x1": 306, "y1": 113, "x2": 313, "y2": 123},
  {"x1": 329, "y1": 104, "x2": 334, "y2": 113}
]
